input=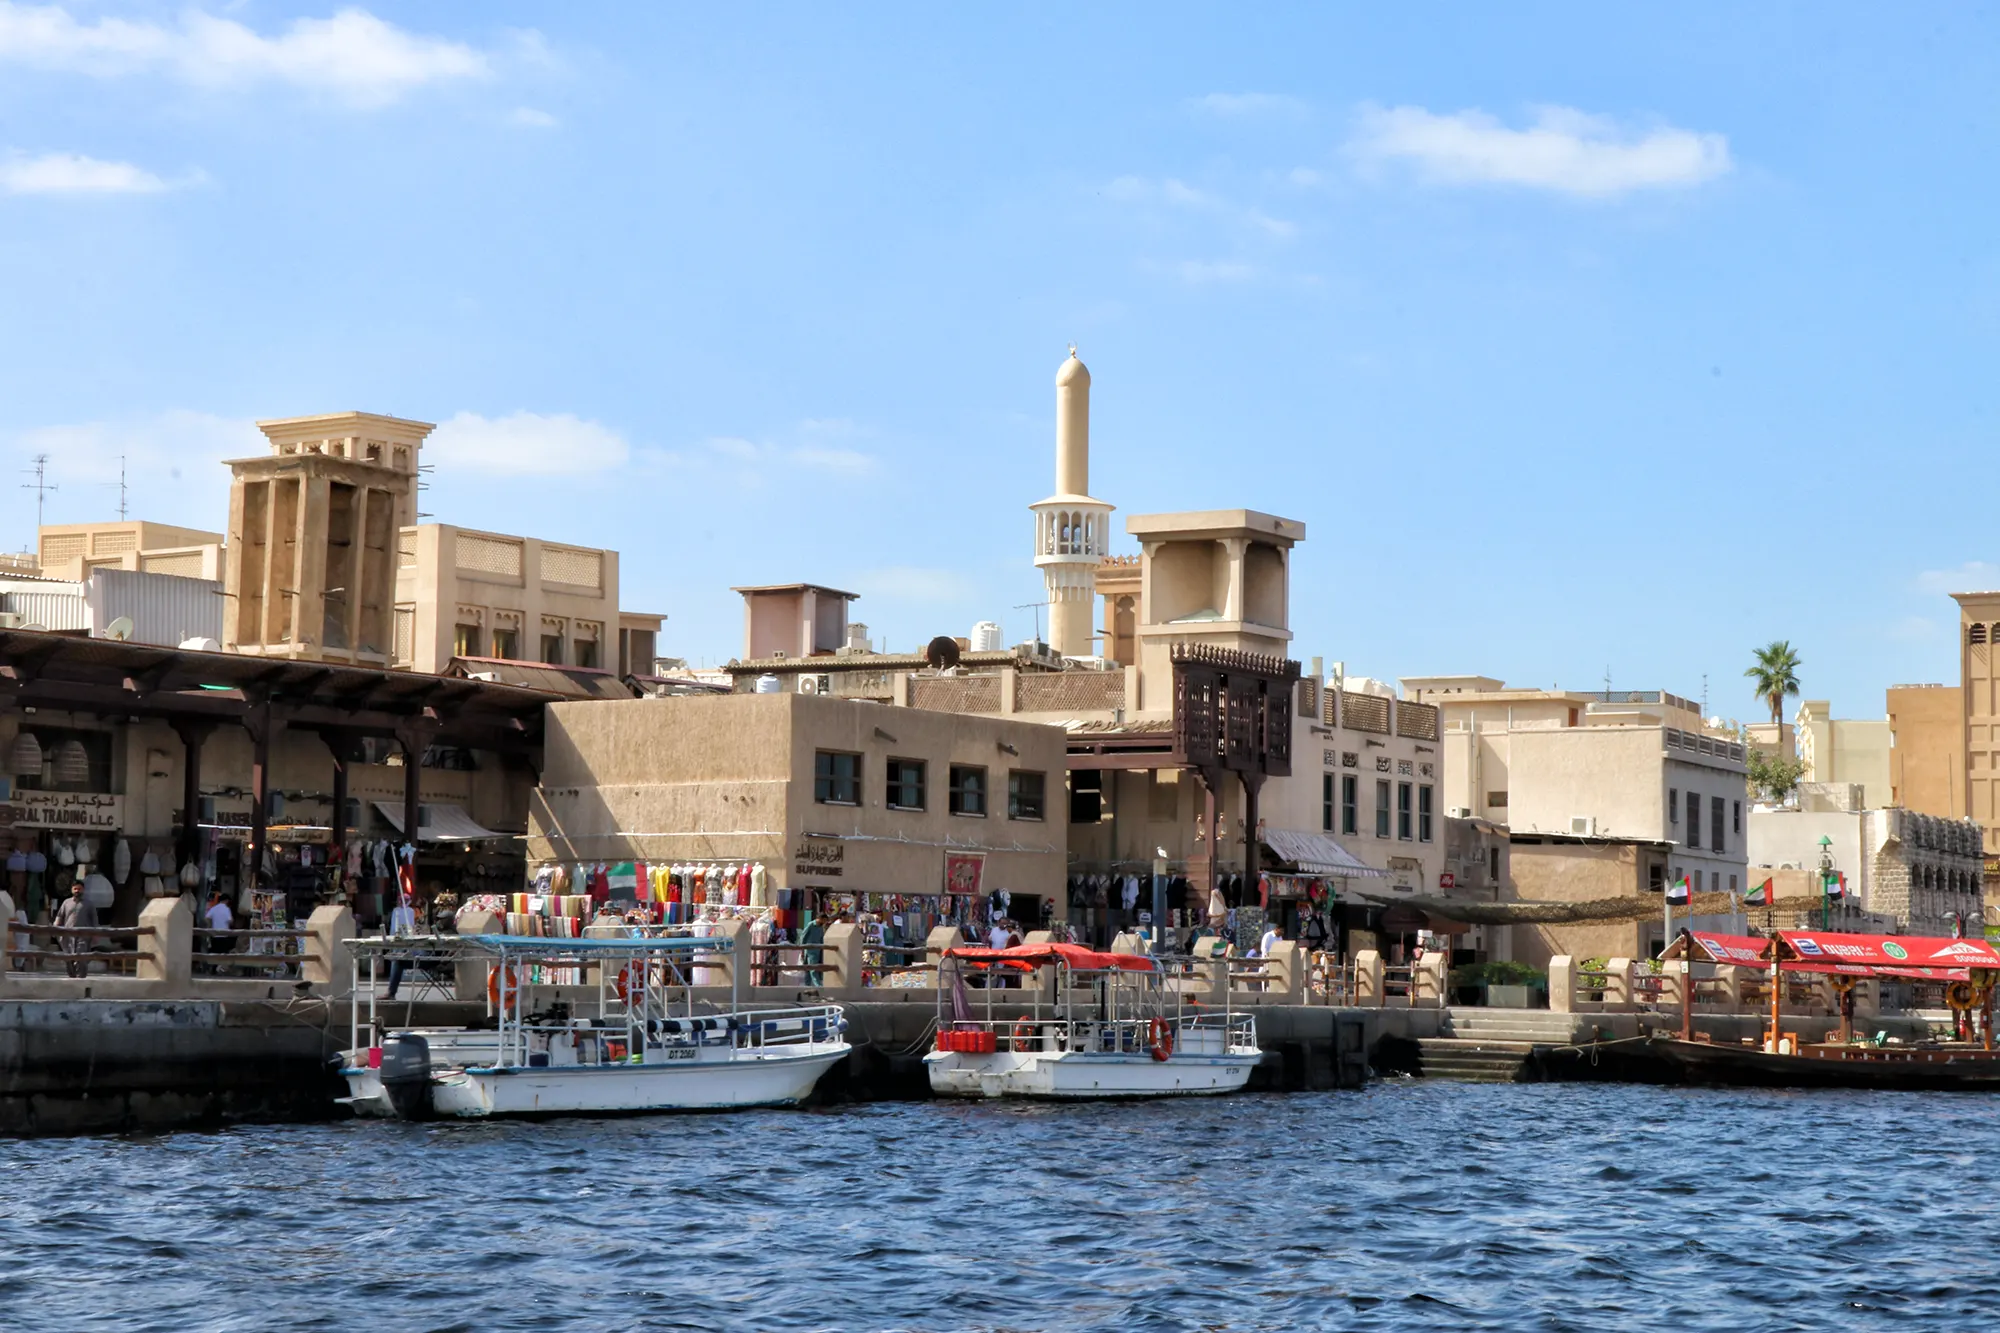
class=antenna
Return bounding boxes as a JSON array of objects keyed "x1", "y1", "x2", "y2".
[
  {"x1": 21, "y1": 454, "x2": 56, "y2": 531},
  {"x1": 97, "y1": 454, "x2": 128, "y2": 520},
  {"x1": 1603, "y1": 664, "x2": 1612, "y2": 703},
  {"x1": 1701, "y1": 674, "x2": 1709, "y2": 719},
  {"x1": 1013, "y1": 598, "x2": 1050, "y2": 646}
]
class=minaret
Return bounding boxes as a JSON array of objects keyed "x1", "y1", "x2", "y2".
[{"x1": 1030, "y1": 348, "x2": 1114, "y2": 658}]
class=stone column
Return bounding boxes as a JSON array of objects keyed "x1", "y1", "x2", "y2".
[
  {"x1": 302, "y1": 903, "x2": 356, "y2": 998},
  {"x1": 136, "y1": 897, "x2": 190, "y2": 993},
  {"x1": 1548, "y1": 956, "x2": 1576, "y2": 1014}
]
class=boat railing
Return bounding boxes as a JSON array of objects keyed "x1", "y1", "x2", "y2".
[{"x1": 942, "y1": 1008, "x2": 1255, "y2": 1054}]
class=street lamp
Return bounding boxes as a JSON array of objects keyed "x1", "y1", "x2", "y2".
[{"x1": 1817, "y1": 834, "x2": 1835, "y2": 931}]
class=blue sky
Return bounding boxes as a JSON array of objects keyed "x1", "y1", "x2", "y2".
[{"x1": 1, "y1": 5, "x2": 1995, "y2": 723}]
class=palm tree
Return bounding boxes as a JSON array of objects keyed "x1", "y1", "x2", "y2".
[{"x1": 1745, "y1": 640, "x2": 1803, "y2": 729}]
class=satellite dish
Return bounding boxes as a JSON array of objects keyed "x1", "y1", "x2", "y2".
[
  {"x1": 105, "y1": 616, "x2": 135, "y2": 642},
  {"x1": 925, "y1": 635, "x2": 961, "y2": 670},
  {"x1": 179, "y1": 636, "x2": 222, "y2": 652}
]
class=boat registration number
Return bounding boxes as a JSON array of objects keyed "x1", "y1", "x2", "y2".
[{"x1": 665, "y1": 1047, "x2": 698, "y2": 1060}]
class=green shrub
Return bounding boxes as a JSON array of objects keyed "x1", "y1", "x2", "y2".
[{"x1": 1449, "y1": 960, "x2": 1548, "y2": 990}]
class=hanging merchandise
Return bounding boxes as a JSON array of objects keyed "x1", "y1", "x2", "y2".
[
  {"x1": 180, "y1": 858, "x2": 202, "y2": 889},
  {"x1": 112, "y1": 839, "x2": 132, "y2": 885},
  {"x1": 53, "y1": 739, "x2": 90, "y2": 787},
  {"x1": 56, "y1": 838, "x2": 75, "y2": 868},
  {"x1": 81, "y1": 868, "x2": 115, "y2": 910},
  {"x1": 8, "y1": 731, "x2": 41, "y2": 777}
]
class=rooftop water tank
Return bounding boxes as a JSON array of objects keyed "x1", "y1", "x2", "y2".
[
  {"x1": 753, "y1": 674, "x2": 783, "y2": 694},
  {"x1": 971, "y1": 620, "x2": 1003, "y2": 653}
]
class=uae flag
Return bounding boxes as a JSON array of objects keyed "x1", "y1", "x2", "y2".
[
  {"x1": 1745, "y1": 878, "x2": 1772, "y2": 907},
  {"x1": 1825, "y1": 872, "x2": 1846, "y2": 901},
  {"x1": 1665, "y1": 873, "x2": 1691, "y2": 906}
]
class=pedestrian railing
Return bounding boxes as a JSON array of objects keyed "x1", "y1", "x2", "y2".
[{"x1": 5, "y1": 923, "x2": 154, "y2": 976}]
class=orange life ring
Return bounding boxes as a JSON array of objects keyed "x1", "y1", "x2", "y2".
[
  {"x1": 1947, "y1": 980, "x2": 1979, "y2": 1012},
  {"x1": 1148, "y1": 1017, "x2": 1173, "y2": 1062},
  {"x1": 1011, "y1": 1020, "x2": 1036, "y2": 1051},
  {"x1": 487, "y1": 963, "x2": 520, "y2": 1010},
  {"x1": 613, "y1": 963, "x2": 640, "y2": 1003},
  {"x1": 1828, "y1": 974, "x2": 1857, "y2": 994}
]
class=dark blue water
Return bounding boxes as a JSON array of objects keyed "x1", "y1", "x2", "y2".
[{"x1": 1, "y1": 1082, "x2": 1994, "y2": 1331}]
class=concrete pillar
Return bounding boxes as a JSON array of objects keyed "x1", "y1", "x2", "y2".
[
  {"x1": 1353, "y1": 948, "x2": 1384, "y2": 1005},
  {"x1": 136, "y1": 896, "x2": 190, "y2": 992},
  {"x1": 455, "y1": 908, "x2": 502, "y2": 1001},
  {"x1": 713, "y1": 916, "x2": 750, "y2": 993},
  {"x1": 1604, "y1": 958, "x2": 1635, "y2": 1010},
  {"x1": 1714, "y1": 965, "x2": 1744, "y2": 1012},
  {"x1": 1854, "y1": 978, "x2": 1880, "y2": 1019},
  {"x1": 925, "y1": 925, "x2": 960, "y2": 979},
  {"x1": 1266, "y1": 939, "x2": 1305, "y2": 1004},
  {"x1": 823, "y1": 921, "x2": 863, "y2": 996},
  {"x1": 303, "y1": 903, "x2": 355, "y2": 998},
  {"x1": 0, "y1": 889, "x2": 13, "y2": 976},
  {"x1": 1000, "y1": 667, "x2": 1018, "y2": 715},
  {"x1": 1416, "y1": 951, "x2": 1449, "y2": 1008},
  {"x1": 1659, "y1": 959, "x2": 1689, "y2": 1011},
  {"x1": 1548, "y1": 956, "x2": 1575, "y2": 1014}
]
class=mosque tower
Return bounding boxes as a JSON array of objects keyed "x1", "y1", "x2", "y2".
[{"x1": 1030, "y1": 347, "x2": 1114, "y2": 658}]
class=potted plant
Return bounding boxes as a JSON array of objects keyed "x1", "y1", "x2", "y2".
[{"x1": 1449, "y1": 960, "x2": 1550, "y2": 1008}]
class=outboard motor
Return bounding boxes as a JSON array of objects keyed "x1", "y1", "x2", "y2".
[{"x1": 378, "y1": 1032, "x2": 434, "y2": 1121}]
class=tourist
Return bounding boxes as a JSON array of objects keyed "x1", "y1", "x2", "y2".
[
  {"x1": 800, "y1": 912, "x2": 825, "y2": 987},
  {"x1": 1260, "y1": 921, "x2": 1282, "y2": 958},
  {"x1": 204, "y1": 890, "x2": 235, "y2": 974},
  {"x1": 54, "y1": 881, "x2": 95, "y2": 978},
  {"x1": 385, "y1": 892, "x2": 419, "y2": 999}
]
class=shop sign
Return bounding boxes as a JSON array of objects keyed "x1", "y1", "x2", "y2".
[
  {"x1": 792, "y1": 834, "x2": 845, "y2": 881},
  {"x1": 12, "y1": 791, "x2": 124, "y2": 830},
  {"x1": 944, "y1": 850, "x2": 985, "y2": 896},
  {"x1": 1986, "y1": 855, "x2": 2000, "y2": 876},
  {"x1": 1438, "y1": 872, "x2": 1456, "y2": 890}
]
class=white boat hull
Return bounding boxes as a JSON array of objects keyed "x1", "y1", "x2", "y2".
[{"x1": 924, "y1": 1048, "x2": 1259, "y2": 1100}]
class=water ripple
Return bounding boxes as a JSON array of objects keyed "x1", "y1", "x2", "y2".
[{"x1": 0, "y1": 1083, "x2": 1995, "y2": 1329}]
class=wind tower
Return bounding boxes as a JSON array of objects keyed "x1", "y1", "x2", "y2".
[{"x1": 1030, "y1": 347, "x2": 1114, "y2": 658}]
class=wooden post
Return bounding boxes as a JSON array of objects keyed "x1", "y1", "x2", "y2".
[
  {"x1": 1680, "y1": 957, "x2": 1693, "y2": 1041},
  {"x1": 170, "y1": 719, "x2": 215, "y2": 880},
  {"x1": 321, "y1": 729, "x2": 361, "y2": 887},
  {"x1": 241, "y1": 698, "x2": 278, "y2": 900},
  {"x1": 1768, "y1": 943, "x2": 1783, "y2": 1053}
]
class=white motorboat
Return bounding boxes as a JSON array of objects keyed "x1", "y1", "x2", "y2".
[
  {"x1": 339, "y1": 932, "x2": 849, "y2": 1120},
  {"x1": 923, "y1": 941, "x2": 1260, "y2": 1100}
]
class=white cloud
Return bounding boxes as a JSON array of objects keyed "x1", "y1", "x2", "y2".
[
  {"x1": 0, "y1": 3, "x2": 493, "y2": 107},
  {"x1": 1168, "y1": 259, "x2": 1256, "y2": 284},
  {"x1": 508, "y1": 106, "x2": 556, "y2": 128},
  {"x1": 1102, "y1": 174, "x2": 1294, "y2": 238},
  {"x1": 0, "y1": 150, "x2": 167, "y2": 194},
  {"x1": 1348, "y1": 103, "x2": 1732, "y2": 197},
  {"x1": 1191, "y1": 92, "x2": 1308, "y2": 119},
  {"x1": 428, "y1": 411, "x2": 628, "y2": 476},
  {"x1": 1916, "y1": 561, "x2": 2000, "y2": 595}
]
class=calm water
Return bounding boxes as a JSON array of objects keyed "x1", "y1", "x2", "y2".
[{"x1": 1, "y1": 1082, "x2": 1995, "y2": 1331}]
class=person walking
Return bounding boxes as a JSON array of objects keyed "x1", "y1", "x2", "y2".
[
  {"x1": 54, "y1": 882, "x2": 95, "y2": 978},
  {"x1": 385, "y1": 892, "x2": 419, "y2": 999},
  {"x1": 203, "y1": 890, "x2": 234, "y2": 975}
]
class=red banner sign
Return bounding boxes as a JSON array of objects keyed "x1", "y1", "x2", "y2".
[{"x1": 943, "y1": 851, "x2": 985, "y2": 896}]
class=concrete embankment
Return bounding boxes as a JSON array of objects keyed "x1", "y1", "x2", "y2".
[{"x1": 0, "y1": 995, "x2": 1402, "y2": 1135}]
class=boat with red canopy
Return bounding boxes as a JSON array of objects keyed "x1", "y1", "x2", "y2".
[
  {"x1": 1639, "y1": 928, "x2": 2000, "y2": 1090},
  {"x1": 924, "y1": 941, "x2": 1261, "y2": 1100}
]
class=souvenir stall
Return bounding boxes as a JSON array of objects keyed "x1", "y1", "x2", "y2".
[
  {"x1": 368, "y1": 801, "x2": 522, "y2": 934},
  {"x1": 1065, "y1": 866, "x2": 1199, "y2": 949}
]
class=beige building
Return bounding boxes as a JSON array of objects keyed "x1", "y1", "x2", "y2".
[
  {"x1": 36, "y1": 521, "x2": 223, "y2": 583},
  {"x1": 1748, "y1": 788, "x2": 1983, "y2": 935},
  {"x1": 1887, "y1": 683, "x2": 1963, "y2": 819},
  {"x1": 1403, "y1": 677, "x2": 1749, "y2": 900},
  {"x1": 1506, "y1": 833, "x2": 1675, "y2": 968},
  {"x1": 1954, "y1": 591, "x2": 2000, "y2": 875},
  {"x1": 391, "y1": 522, "x2": 662, "y2": 677},
  {"x1": 527, "y1": 692, "x2": 1066, "y2": 915},
  {"x1": 222, "y1": 412, "x2": 427, "y2": 666},
  {"x1": 733, "y1": 583, "x2": 860, "y2": 662},
  {"x1": 1793, "y1": 699, "x2": 1890, "y2": 807}
]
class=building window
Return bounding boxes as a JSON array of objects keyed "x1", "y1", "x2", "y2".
[
  {"x1": 1668, "y1": 787, "x2": 1678, "y2": 824},
  {"x1": 813, "y1": 750, "x2": 860, "y2": 805},
  {"x1": 1008, "y1": 770, "x2": 1046, "y2": 821},
  {"x1": 1686, "y1": 791, "x2": 1700, "y2": 848},
  {"x1": 1419, "y1": 785, "x2": 1434, "y2": 843},
  {"x1": 1488, "y1": 846, "x2": 1501, "y2": 882},
  {"x1": 1733, "y1": 800, "x2": 1741, "y2": 834},
  {"x1": 1375, "y1": 780, "x2": 1391, "y2": 838},
  {"x1": 1710, "y1": 795, "x2": 1725, "y2": 853},
  {"x1": 949, "y1": 765, "x2": 987, "y2": 817},
  {"x1": 886, "y1": 759, "x2": 926, "y2": 811},
  {"x1": 1397, "y1": 782, "x2": 1413, "y2": 841},
  {"x1": 540, "y1": 633, "x2": 564, "y2": 665},
  {"x1": 1730, "y1": 874, "x2": 1738, "y2": 894},
  {"x1": 491, "y1": 627, "x2": 519, "y2": 660},
  {"x1": 574, "y1": 639, "x2": 600, "y2": 670},
  {"x1": 1486, "y1": 791, "x2": 1507, "y2": 810},
  {"x1": 453, "y1": 623, "x2": 481, "y2": 658},
  {"x1": 1650, "y1": 864, "x2": 1665, "y2": 892},
  {"x1": 1069, "y1": 771, "x2": 1103, "y2": 823},
  {"x1": 1341, "y1": 775, "x2": 1358, "y2": 836},
  {"x1": 1321, "y1": 774, "x2": 1335, "y2": 833}
]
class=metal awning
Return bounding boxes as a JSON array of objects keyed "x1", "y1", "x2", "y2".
[
  {"x1": 373, "y1": 800, "x2": 512, "y2": 842},
  {"x1": 1259, "y1": 828, "x2": 1388, "y2": 879}
]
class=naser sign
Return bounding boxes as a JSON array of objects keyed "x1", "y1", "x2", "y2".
[{"x1": 9, "y1": 791, "x2": 125, "y2": 830}]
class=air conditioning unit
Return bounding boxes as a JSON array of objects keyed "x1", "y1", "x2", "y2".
[
  {"x1": 798, "y1": 674, "x2": 832, "y2": 695},
  {"x1": 1448, "y1": 806, "x2": 1473, "y2": 819},
  {"x1": 0, "y1": 613, "x2": 20, "y2": 629},
  {"x1": 1569, "y1": 815, "x2": 1597, "y2": 836}
]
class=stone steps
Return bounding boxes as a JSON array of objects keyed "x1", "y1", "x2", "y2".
[
  {"x1": 1444, "y1": 1007, "x2": 1583, "y2": 1046},
  {"x1": 1414, "y1": 1037, "x2": 1535, "y2": 1083}
]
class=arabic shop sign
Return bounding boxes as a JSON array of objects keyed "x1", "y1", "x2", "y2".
[
  {"x1": 792, "y1": 834, "x2": 845, "y2": 881},
  {"x1": 10, "y1": 791, "x2": 125, "y2": 830}
]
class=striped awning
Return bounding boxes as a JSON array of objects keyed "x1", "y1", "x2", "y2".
[{"x1": 1260, "y1": 829, "x2": 1387, "y2": 879}]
